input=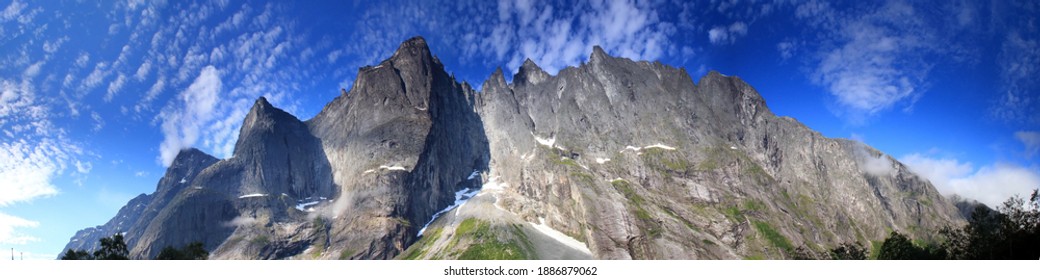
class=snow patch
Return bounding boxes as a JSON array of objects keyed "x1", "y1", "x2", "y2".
[
  {"x1": 193, "y1": 186, "x2": 203, "y2": 190},
  {"x1": 644, "y1": 144, "x2": 676, "y2": 150},
  {"x1": 238, "y1": 193, "x2": 267, "y2": 198},
  {"x1": 363, "y1": 165, "x2": 409, "y2": 175},
  {"x1": 521, "y1": 149, "x2": 536, "y2": 161},
  {"x1": 467, "y1": 170, "x2": 480, "y2": 180},
  {"x1": 481, "y1": 176, "x2": 508, "y2": 191},
  {"x1": 623, "y1": 143, "x2": 677, "y2": 153},
  {"x1": 295, "y1": 197, "x2": 329, "y2": 212},
  {"x1": 595, "y1": 158, "x2": 611, "y2": 164},
  {"x1": 529, "y1": 217, "x2": 592, "y2": 255},
  {"x1": 533, "y1": 133, "x2": 555, "y2": 147},
  {"x1": 179, "y1": 178, "x2": 187, "y2": 184},
  {"x1": 380, "y1": 165, "x2": 407, "y2": 171},
  {"x1": 730, "y1": 146, "x2": 737, "y2": 150},
  {"x1": 417, "y1": 187, "x2": 481, "y2": 237}
]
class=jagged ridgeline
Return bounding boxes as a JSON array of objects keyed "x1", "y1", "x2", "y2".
[{"x1": 63, "y1": 36, "x2": 963, "y2": 260}]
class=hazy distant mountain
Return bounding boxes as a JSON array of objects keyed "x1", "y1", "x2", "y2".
[{"x1": 63, "y1": 36, "x2": 963, "y2": 259}]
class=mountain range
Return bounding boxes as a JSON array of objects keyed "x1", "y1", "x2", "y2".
[{"x1": 62, "y1": 36, "x2": 963, "y2": 260}]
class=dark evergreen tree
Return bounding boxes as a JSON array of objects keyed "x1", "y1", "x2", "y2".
[
  {"x1": 60, "y1": 249, "x2": 93, "y2": 260},
  {"x1": 829, "y1": 242, "x2": 867, "y2": 260},
  {"x1": 876, "y1": 232, "x2": 943, "y2": 260},
  {"x1": 939, "y1": 189, "x2": 1040, "y2": 260},
  {"x1": 155, "y1": 242, "x2": 208, "y2": 260},
  {"x1": 93, "y1": 233, "x2": 129, "y2": 260}
]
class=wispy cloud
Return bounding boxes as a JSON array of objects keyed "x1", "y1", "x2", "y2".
[
  {"x1": 134, "y1": 59, "x2": 152, "y2": 81},
  {"x1": 104, "y1": 74, "x2": 127, "y2": 102},
  {"x1": 1016, "y1": 131, "x2": 1040, "y2": 159},
  {"x1": 158, "y1": 65, "x2": 222, "y2": 166},
  {"x1": 708, "y1": 21, "x2": 747, "y2": 45},
  {"x1": 804, "y1": 1, "x2": 935, "y2": 123},
  {"x1": 343, "y1": 0, "x2": 676, "y2": 77},
  {"x1": 0, "y1": 0, "x2": 27, "y2": 22},
  {"x1": 0, "y1": 212, "x2": 39, "y2": 245},
  {"x1": 993, "y1": 32, "x2": 1039, "y2": 123},
  {"x1": 90, "y1": 111, "x2": 104, "y2": 132}
]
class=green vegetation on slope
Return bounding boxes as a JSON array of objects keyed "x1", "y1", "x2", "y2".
[
  {"x1": 451, "y1": 218, "x2": 530, "y2": 260},
  {"x1": 752, "y1": 220, "x2": 793, "y2": 253}
]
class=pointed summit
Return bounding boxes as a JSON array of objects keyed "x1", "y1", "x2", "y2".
[
  {"x1": 390, "y1": 36, "x2": 434, "y2": 66},
  {"x1": 483, "y1": 67, "x2": 508, "y2": 91},
  {"x1": 170, "y1": 148, "x2": 217, "y2": 168},
  {"x1": 252, "y1": 96, "x2": 271, "y2": 111},
  {"x1": 590, "y1": 45, "x2": 609, "y2": 62},
  {"x1": 514, "y1": 58, "x2": 549, "y2": 86}
]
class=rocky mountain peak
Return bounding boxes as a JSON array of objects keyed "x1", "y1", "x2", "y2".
[
  {"x1": 234, "y1": 96, "x2": 306, "y2": 157},
  {"x1": 170, "y1": 148, "x2": 217, "y2": 168},
  {"x1": 69, "y1": 36, "x2": 962, "y2": 261},
  {"x1": 482, "y1": 67, "x2": 508, "y2": 91},
  {"x1": 389, "y1": 36, "x2": 436, "y2": 69},
  {"x1": 589, "y1": 45, "x2": 609, "y2": 62},
  {"x1": 514, "y1": 58, "x2": 549, "y2": 86}
]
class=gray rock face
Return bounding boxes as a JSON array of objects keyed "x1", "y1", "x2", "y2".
[
  {"x1": 60, "y1": 148, "x2": 218, "y2": 257},
  {"x1": 471, "y1": 46, "x2": 962, "y2": 259},
  {"x1": 63, "y1": 36, "x2": 962, "y2": 260},
  {"x1": 304, "y1": 36, "x2": 488, "y2": 259}
]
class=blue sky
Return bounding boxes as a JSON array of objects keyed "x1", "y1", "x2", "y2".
[{"x1": 1, "y1": 0, "x2": 1037, "y2": 259}]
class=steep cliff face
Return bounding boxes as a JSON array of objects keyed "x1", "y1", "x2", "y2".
[
  {"x1": 131, "y1": 96, "x2": 338, "y2": 259},
  {"x1": 64, "y1": 36, "x2": 962, "y2": 260},
  {"x1": 302, "y1": 36, "x2": 489, "y2": 259},
  {"x1": 411, "y1": 45, "x2": 963, "y2": 260},
  {"x1": 61, "y1": 148, "x2": 218, "y2": 256}
]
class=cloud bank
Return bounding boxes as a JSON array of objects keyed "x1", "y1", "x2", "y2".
[{"x1": 901, "y1": 153, "x2": 1040, "y2": 208}]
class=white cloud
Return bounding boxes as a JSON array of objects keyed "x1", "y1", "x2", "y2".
[
  {"x1": 993, "y1": 32, "x2": 1039, "y2": 123},
  {"x1": 0, "y1": 0, "x2": 26, "y2": 22},
  {"x1": 0, "y1": 212, "x2": 39, "y2": 245},
  {"x1": 91, "y1": 111, "x2": 104, "y2": 132},
  {"x1": 134, "y1": 171, "x2": 148, "y2": 177},
  {"x1": 74, "y1": 160, "x2": 91, "y2": 174},
  {"x1": 708, "y1": 21, "x2": 748, "y2": 45},
  {"x1": 326, "y1": 49, "x2": 343, "y2": 64},
  {"x1": 777, "y1": 40, "x2": 797, "y2": 60},
  {"x1": 0, "y1": 139, "x2": 66, "y2": 206},
  {"x1": 134, "y1": 60, "x2": 152, "y2": 81},
  {"x1": 854, "y1": 142, "x2": 895, "y2": 177},
  {"x1": 350, "y1": 0, "x2": 674, "y2": 76},
  {"x1": 74, "y1": 52, "x2": 90, "y2": 68},
  {"x1": 901, "y1": 154, "x2": 1040, "y2": 208},
  {"x1": 135, "y1": 76, "x2": 165, "y2": 113},
  {"x1": 796, "y1": 1, "x2": 937, "y2": 123},
  {"x1": 42, "y1": 36, "x2": 69, "y2": 54},
  {"x1": 1016, "y1": 131, "x2": 1040, "y2": 158},
  {"x1": 158, "y1": 65, "x2": 222, "y2": 166},
  {"x1": 221, "y1": 216, "x2": 257, "y2": 227},
  {"x1": 80, "y1": 62, "x2": 110, "y2": 93},
  {"x1": 22, "y1": 61, "x2": 42, "y2": 79},
  {"x1": 104, "y1": 74, "x2": 127, "y2": 102}
]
